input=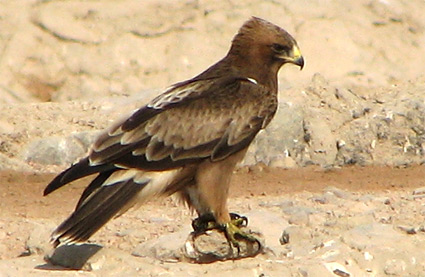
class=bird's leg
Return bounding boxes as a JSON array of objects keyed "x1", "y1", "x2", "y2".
[
  {"x1": 192, "y1": 149, "x2": 261, "y2": 253},
  {"x1": 192, "y1": 213, "x2": 216, "y2": 232},
  {"x1": 192, "y1": 212, "x2": 260, "y2": 253},
  {"x1": 192, "y1": 212, "x2": 248, "y2": 232}
]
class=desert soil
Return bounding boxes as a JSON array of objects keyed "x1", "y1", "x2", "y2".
[
  {"x1": 1, "y1": 165, "x2": 425, "y2": 276},
  {"x1": 0, "y1": 0, "x2": 425, "y2": 276}
]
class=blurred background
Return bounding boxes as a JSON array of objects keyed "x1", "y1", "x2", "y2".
[
  {"x1": 0, "y1": 0, "x2": 424, "y2": 171},
  {"x1": 0, "y1": 0, "x2": 424, "y2": 103}
]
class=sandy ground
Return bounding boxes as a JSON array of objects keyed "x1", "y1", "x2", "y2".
[{"x1": 0, "y1": 165, "x2": 424, "y2": 275}]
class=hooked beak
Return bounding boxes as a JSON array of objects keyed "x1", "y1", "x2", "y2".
[{"x1": 286, "y1": 45, "x2": 304, "y2": 70}]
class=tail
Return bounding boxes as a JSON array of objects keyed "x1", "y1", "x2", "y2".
[
  {"x1": 44, "y1": 157, "x2": 116, "y2": 196},
  {"x1": 49, "y1": 169, "x2": 184, "y2": 247},
  {"x1": 50, "y1": 170, "x2": 149, "y2": 247}
]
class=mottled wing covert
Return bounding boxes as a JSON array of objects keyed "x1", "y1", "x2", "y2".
[{"x1": 89, "y1": 77, "x2": 276, "y2": 171}]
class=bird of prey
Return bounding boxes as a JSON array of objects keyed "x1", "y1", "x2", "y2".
[{"x1": 44, "y1": 17, "x2": 304, "y2": 250}]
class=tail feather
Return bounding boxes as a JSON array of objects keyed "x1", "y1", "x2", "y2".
[
  {"x1": 51, "y1": 177, "x2": 148, "y2": 247},
  {"x1": 75, "y1": 170, "x2": 115, "y2": 210},
  {"x1": 44, "y1": 157, "x2": 116, "y2": 196}
]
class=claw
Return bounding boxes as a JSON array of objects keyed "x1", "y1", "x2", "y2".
[
  {"x1": 222, "y1": 222, "x2": 261, "y2": 254},
  {"x1": 229, "y1": 213, "x2": 248, "y2": 227},
  {"x1": 190, "y1": 212, "x2": 262, "y2": 258}
]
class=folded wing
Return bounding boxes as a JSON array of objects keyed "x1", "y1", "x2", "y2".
[{"x1": 44, "y1": 76, "x2": 275, "y2": 196}]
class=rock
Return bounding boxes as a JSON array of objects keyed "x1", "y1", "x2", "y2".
[
  {"x1": 1, "y1": 75, "x2": 425, "y2": 171},
  {"x1": 132, "y1": 227, "x2": 189, "y2": 262},
  {"x1": 244, "y1": 98, "x2": 305, "y2": 167},
  {"x1": 384, "y1": 259, "x2": 407, "y2": 276},
  {"x1": 71, "y1": 131, "x2": 98, "y2": 150},
  {"x1": 133, "y1": 226, "x2": 263, "y2": 263},
  {"x1": 288, "y1": 210, "x2": 310, "y2": 226},
  {"x1": 183, "y1": 229, "x2": 263, "y2": 263},
  {"x1": 323, "y1": 262, "x2": 351, "y2": 277},
  {"x1": 44, "y1": 243, "x2": 150, "y2": 273},
  {"x1": 397, "y1": 225, "x2": 417, "y2": 235},
  {"x1": 0, "y1": 153, "x2": 33, "y2": 171},
  {"x1": 324, "y1": 186, "x2": 354, "y2": 200},
  {"x1": 278, "y1": 200, "x2": 295, "y2": 209},
  {"x1": 22, "y1": 135, "x2": 90, "y2": 166},
  {"x1": 310, "y1": 191, "x2": 337, "y2": 204},
  {"x1": 282, "y1": 205, "x2": 317, "y2": 225},
  {"x1": 413, "y1": 187, "x2": 425, "y2": 195},
  {"x1": 45, "y1": 244, "x2": 104, "y2": 270},
  {"x1": 269, "y1": 155, "x2": 298, "y2": 169},
  {"x1": 303, "y1": 113, "x2": 338, "y2": 167},
  {"x1": 279, "y1": 231, "x2": 290, "y2": 245}
]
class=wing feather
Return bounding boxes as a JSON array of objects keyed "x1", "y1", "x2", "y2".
[
  {"x1": 120, "y1": 122, "x2": 150, "y2": 145},
  {"x1": 88, "y1": 77, "x2": 276, "y2": 170},
  {"x1": 145, "y1": 139, "x2": 175, "y2": 161}
]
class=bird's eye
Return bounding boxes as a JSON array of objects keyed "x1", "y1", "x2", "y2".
[{"x1": 271, "y1": 43, "x2": 289, "y2": 53}]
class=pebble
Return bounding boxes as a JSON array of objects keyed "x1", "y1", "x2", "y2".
[
  {"x1": 288, "y1": 211, "x2": 310, "y2": 225},
  {"x1": 324, "y1": 186, "x2": 353, "y2": 200},
  {"x1": 323, "y1": 262, "x2": 351, "y2": 277},
  {"x1": 282, "y1": 205, "x2": 316, "y2": 216},
  {"x1": 384, "y1": 259, "x2": 407, "y2": 276},
  {"x1": 397, "y1": 225, "x2": 417, "y2": 235},
  {"x1": 412, "y1": 187, "x2": 425, "y2": 195}
]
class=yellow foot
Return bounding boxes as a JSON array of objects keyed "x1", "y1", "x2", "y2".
[
  {"x1": 223, "y1": 221, "x2": 261, "y2": 253},
  {"x1": 191, "y1": 213, "x2": 261, "y2": 255}
]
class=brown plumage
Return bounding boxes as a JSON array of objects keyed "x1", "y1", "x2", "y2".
[{"x1": 44, "y1": 17, "x2": 304, "y2": 247}]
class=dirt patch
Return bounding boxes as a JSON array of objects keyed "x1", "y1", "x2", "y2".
[{"x1": 1, "y1": 165, "x2": 423, "y2": 262}]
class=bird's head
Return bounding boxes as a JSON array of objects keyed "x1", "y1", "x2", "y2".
[{"x1": 229, "y1": 17, "x2": 304, "y2": 81}]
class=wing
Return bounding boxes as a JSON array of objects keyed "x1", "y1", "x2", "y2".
[
  {"x1": 90, "y1": 76, "x2": 277, "y2": 170},
  {"x1": 44, "y1": 76, "x2": 277, "y2": 195}
]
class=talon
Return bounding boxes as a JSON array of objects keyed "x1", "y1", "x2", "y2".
[
  {"x1": 192, "y1": 213, "x2": 262, "y2": 257},
  {"x1": 223, "y1": 222, "x2": 261, "y2": 252},
  {"x1": 229, "y1": 213, "x2": 248, "y2": 227}
]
